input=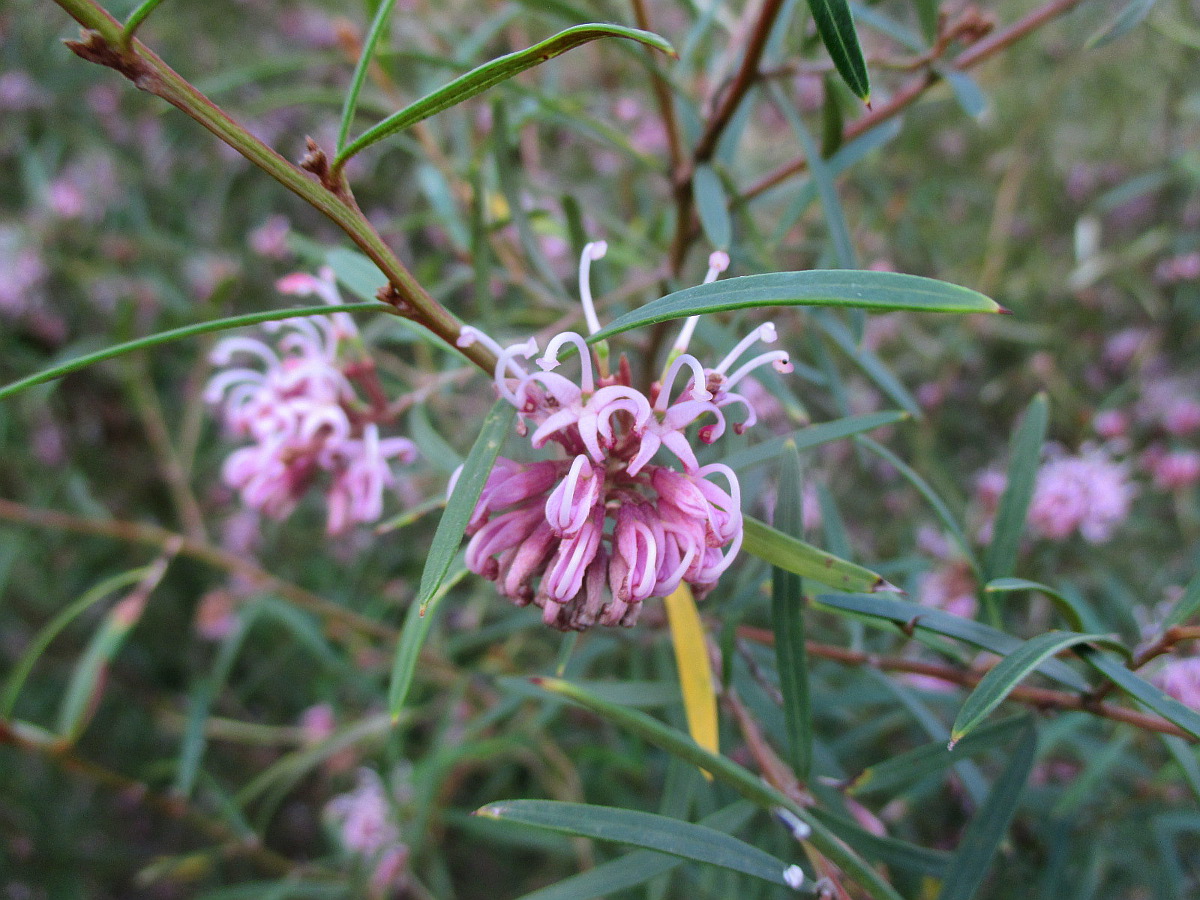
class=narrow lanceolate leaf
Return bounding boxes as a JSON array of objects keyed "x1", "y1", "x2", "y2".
[
  {"x1": 723, "y1": 412, "x2": 906, "y2": 472},
  {"x1": 663, "y1": 583, "x2": 719, "y2": 766},
  {"x1": 336, "y1": 0, "x2": 399, "y2": 151},
  {"x1": 0, "y1": 303, "x2": 385, "y2": 403},
  {"x1": 985, "y1": 578, "x2": 1087, "y2": 632},
  {"x1": 529, "y1": 678, "x2": 906, "y2": 900},
  {"x1": 848, "y1": 714, "x2": 1028, "y2": 798},
  {"x1": 335, "y1": 24, "x2": 675, "y2": 166},
  {"x1": 937, "y1": 723, "x2": 1038, "y2": 900},
  {"x1": 511, "y1": 803, "x2": 757, "y2": 900},
  {"x1": 56, "y1": 555, "x2": 174, "y2": 742},
  {"x1": 803, "y1": 0, "x2": 871, "y2": 100},
  {"x1": 813, "y1": 593, "x2": 1091, "y2": 691},
  {"x1": 950, "y1": 631, "x2": 1126, "y2": 746},
  {"x1": 807, "y1": 807, "x2": 950, "y2": 877},
  {"x1": 984, "y1": 393, "x2": 1048, "y2": 582},
  {"x1": 2, "y1": 567, "x2": 149, "y2": 718},
  {"x1": 389, "y1": 559, "x2": 468, "y2": 716},
  {"x1": 692, "y1": 164, "x2": 732, "y2": 250},
  {"x1": 1077, "y1": 649, "x2": 1200, "y2": 740},
  {"x1": 743, "y1": 516, "x2": 885, "y2": 593},
  {"x1": 1087, "y1": 0, "x2": 1157, "y2": 49},
  {"x1": 589, "y1": 271, "x2": 999, "y2": 342},
  {"x1": 416, "y1": 398, "x2": 513, "y2": 613},
  {"x1": 772, "y1": 442, "x2": 813, "y2": 780},
  {"x1": 475, "y1": 801, "x2": 796, "y2": 888}
]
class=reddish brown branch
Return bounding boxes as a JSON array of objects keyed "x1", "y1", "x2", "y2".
[{"x1": 737, "y1": 625, "x2": 1197, "y2": 741}]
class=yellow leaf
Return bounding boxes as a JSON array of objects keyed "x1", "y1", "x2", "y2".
[{"x1": 663, "y1": 583, "x2": 718, "y2": 778}]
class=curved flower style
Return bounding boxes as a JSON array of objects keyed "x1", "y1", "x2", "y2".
[
  {"x1": 206, "y1": 268, "x2": 417, "y2": 534},
  {"x1": 458, "y1": 245, "x2": 792, "y2": 630}
]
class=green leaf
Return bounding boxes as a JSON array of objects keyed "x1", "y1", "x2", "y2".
[
  {"x1": 848, "y1": 714, "x2": 1029, "y2": 798},
  {"x1": 1164, "y1": 561, "x2": 1200, "y2": 627},
  {"x1": 335, "y1": 24, "x2": 675, "y2": 166},
  {"x1": 985, "y1": 578, "x2": 1088, "y2": 632},
  {"x1": 1087, "y1": 0, "x2": 1157, "y2": 49},
  {"x1": 389, "y1": 557, "x2": 468, "y2": 716},
  {"x1": 772, "y1": 442, "x2": 813, "y2": 780},
  {"x1": 937, "y1": 66, "x2": 988, "y2": 118},
  {"x1": 984, "y1": 393, "x2": 1048, "y2": 582},
  {"x1": 937, "y1": 723, "x2": 1038, "y2": 900},
  {"x1": 336, "y1": 0, "x2": 399, "y2": 152},
  {"x1": 2, "y1": 567, "x2": 150, "y2": 718},
  {"x1": 590, "y1": 270, "x2": 999, "y2": 343},
  {"x1": 807, "y1": 807, "x2": 950, "y2": 876},
  {"x1": 912, "y1": 0, "x2": 940, "y2": 42},
  {"x1": 950, "y1": 631, "x2": 1126, "y2": 746},
  {"x1": 475, "y1": 801, "x2": 797, "y2": 888},
  {"x1": 721, "y1": 411, "x2": 908, "y2": 472},
  {"x1": 1077, "y1": 649, "x2": 1200, "y2": 740},
  {"x1": 528, "y1": 677, "x2": 906, "y2": 900},
  {"x1": 857, "y1": 436, "x2": 978, "y2": 574},
  {"x1": 812, "y1": 593, "x2": 1092, "y2": 691},
  {"x1": 0, "y1": 303, "x2": 386, "y2": 403},
  {"x1": 743, "y1": 516, "x2": 885, "y2": 593},
  {"x1": 693, "y1": 164, "x2": 732, "y2": 250},
  {"x1": 803, "y1": 0, "x2": 871, "y2": 100},
  {"x1": 415, "y1": 398, "x2": 513, "y2": 613},
  {"x1": 511, "y1": 803, "x2": 757, "y2": 900}
]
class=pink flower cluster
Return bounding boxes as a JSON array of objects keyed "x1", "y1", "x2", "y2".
[
  {"x1": 458, "y1": 245, "x2": 791, "y2": 630},
  {"x1": 975, "y1": 444, "x2": 1136, "y2": 545},
  {"x1": 1028, "y1": 445, "x2": 1136, "y2": 543},
  {"x1": 206, "y1": 269, "x2": 417, "y2": 534},
  {"x1": 1153, "y1": 656, "x2": 1200, "y2": 710},
  {"x1": 324, "y1": 768, "x2": 410, "y2": 896}
]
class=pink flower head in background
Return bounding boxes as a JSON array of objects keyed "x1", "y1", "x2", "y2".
[
  {"x1": 1027, "y1": 444, "x2": 1136, "y2": 543},
  {"x1": 205, "y1": 269, "x2": 417, "y2": 534},
  {"x1": 324, "y1": 768, "x2": 409, "y2": 895},
  {"x1": 457, "y1": 244, "x2": 792, "y2": 630},
  {"x1": 1153, "y1": 656, "x2": 1200, "y2": 710}
]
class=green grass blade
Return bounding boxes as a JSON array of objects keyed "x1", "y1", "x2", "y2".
[
  {"x1": 475, "y1": 800, "x2": 797, "y2": 888},
  {"x1": 589, "y1": 270, "x2": 1000, "y2": 343},
  {"x1": 528, "y1": 677, "x2": 906, "y2": 900},
  {"x1": 772, "y1": 441, "x2": 813, "y2": 780},
  {"x1": 984, "y1": 393, "x2": 1048, "y2": 582},
  {"x1": 511, "y1": 802, "x2": 757, "y2": 900},
  {"x1": 336, "y1": 24, "x2": 675, "y2": 166},
  {"x1": 743, "y1": 516, "x2": 886, "y2": 593},
  {"x1": 813, "y1": 593, "x2": 1092, "y2": 691},
  {"x1": 803, "y1": 0, "x2": 871, "y2": 100},
  {"x1": 937, "y1": 722, "x2": 1038, "y2": 900},
  {"x1": 950, "y1": 631, "x2": 1126, "y2": 746},
  {"x1": 1077, "y1": 649, "x2": 1200, "y2": 740},
  {"x1": 0, "y1": 303, "x2": 386, "y2": 403},
  {"x1": 336, "y1": 0, "x2": 399, "y2": 152},
  {"x1": 807, "y1": 807, "x2": 950, "y2": 876}
]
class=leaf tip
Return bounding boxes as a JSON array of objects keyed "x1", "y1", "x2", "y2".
[
  {"x1": 474, "y1": 804, "x2": 504, "y2": 819},
  {"x1": 996, "y1": 304, "x2": 1014, "y2": 316},
  {"x1": 873, "y1": 578, "x2": 904, "y2": 595},
  {"x1": 947, "y1": 734, "x2": 962, "y2": 750}
]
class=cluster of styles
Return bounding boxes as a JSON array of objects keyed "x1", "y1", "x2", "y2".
[
  {"x1": 205, "y1": 269, "x2": 418, "y2": 535},
  {"x1": 456, "y1": 244, "x2": 792, "y2": 630}
]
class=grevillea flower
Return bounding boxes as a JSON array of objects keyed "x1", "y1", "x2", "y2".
[
  {"x1": 457, "y1": 244, "x2": 793, "y2": 630},
  {"x1": 206, "y1": 268, "x2": 417, "y2": 534}
]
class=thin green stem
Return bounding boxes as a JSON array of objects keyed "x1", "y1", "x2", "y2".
[
  {"x1": 336, "y1": 0, "x2": 398, "y2": 152},
  {"x1": 48, "y1": 0, "x2": 497, "y2": 373},
  {"x1": 119, "y1": 0, "x2": 168, "y2": 48}
]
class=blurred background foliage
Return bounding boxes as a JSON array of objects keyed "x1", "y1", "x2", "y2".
[{"x1": 0, "y1": 0, "x2": 1198, "y2": 897}]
